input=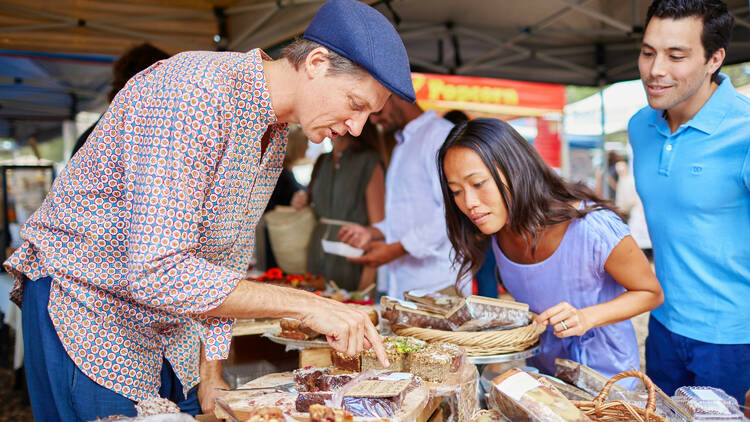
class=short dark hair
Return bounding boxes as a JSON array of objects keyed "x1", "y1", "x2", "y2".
[
  {"x1": 282, "y1": 38, "x2": 368, "y2": 79},
  {"x1": 442, "y1": 110, "x2": 470, "y2": 125},
  {"x1": 645, "y1": 0, "x2": 734, "y2": 83},
  {"x1": 109, "y1": 43, "x2": 169, "y2": 102}
]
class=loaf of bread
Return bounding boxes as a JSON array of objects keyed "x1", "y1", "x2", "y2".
[
  {"x1": 407, "y1": 342, "x2": 464, "y2": 382},
  {"x1": 489, "y1": 368, "x2": 592, "y2": 422},
  {"x1": 380, "y1": 296, "x2": 453, "y2": 330},
  {"x1": 360, "y1": 336, "x2": 425, "y2": 372},
  {"x1": 403, "y1": 290, "x2": 462, "y2": 313},
  {"x1": 445, "y1": 295, "x2": 531, "y2": 331}
]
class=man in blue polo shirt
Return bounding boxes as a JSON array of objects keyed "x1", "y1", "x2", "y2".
[{"x1": 628, "y1": 0, "x2": 750, "y2": 403}]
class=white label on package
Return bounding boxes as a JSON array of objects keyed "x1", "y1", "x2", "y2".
[
  {"x1": 378, "y1": 372, "x2": 413, "y2": 381},
  {"x1": 692, "y1": 389, "x2": 723, "y2": 401},
  {"x1": 496, "y1": 372, "x2": 542, "y2": 401},
  {"x1": 391, "y1": 297, "x2": 418, "y2": 310}
]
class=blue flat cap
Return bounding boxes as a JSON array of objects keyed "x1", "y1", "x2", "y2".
[{"x1": 303, "y1": 0, "x2": 415, "y2": 103}]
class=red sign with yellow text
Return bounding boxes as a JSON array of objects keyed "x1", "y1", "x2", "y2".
[{"x1": 412, "y1": 73, "x2": 565, "y2": 117}]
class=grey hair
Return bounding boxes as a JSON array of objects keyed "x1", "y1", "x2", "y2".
[{"x1": 282, "y1": 38, "x2": 368, "y2": 78}]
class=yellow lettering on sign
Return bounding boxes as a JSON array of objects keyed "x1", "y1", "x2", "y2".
[
  {"x1": 412, "y1": 76, "x2": 427, "y2": 93},
  {"x1": 420, "y1": 77, "x2": 519, "y2": 105}
]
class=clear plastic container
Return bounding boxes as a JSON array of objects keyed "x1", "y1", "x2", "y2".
[{"x1": 673, "y1": 386, "x2": 744, "y2": 421}]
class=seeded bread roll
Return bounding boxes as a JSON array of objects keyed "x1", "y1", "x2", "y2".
[{"x1": 407, "y1": 342, "x2": 464, "y2": 382}]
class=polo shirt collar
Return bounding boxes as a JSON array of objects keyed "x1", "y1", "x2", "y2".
[{"x1": 647, "y1": 73, "x2": 733, "y2": 136}]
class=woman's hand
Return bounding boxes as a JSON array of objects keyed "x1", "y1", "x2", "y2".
[
  {"x1": 535, "y1": 301, "x2": 592, "y2": 338},
  {"x1": 290, "y1": 190, "x2": 309, "y2": 210},
  {"x1": 338, "y1": 224, "x2": 374, "y2": 249}
]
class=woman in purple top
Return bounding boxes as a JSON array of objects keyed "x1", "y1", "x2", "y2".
[{"x1": 437, "y1": 118, "x2": 663, "y2": 383}]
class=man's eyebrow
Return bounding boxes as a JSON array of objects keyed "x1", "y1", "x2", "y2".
[
  {"x1": 350, "y1": 94, "x2": 371, "y2": 109},
  {"x1": 642, "y1": 42, "x2": 691, "y2": 52}
]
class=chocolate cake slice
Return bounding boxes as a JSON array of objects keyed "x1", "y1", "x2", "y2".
[
  {"x1": 295, "y1": 391, "x2": 334, "y2": 412},
  {"x1": 330, "y1": 350, "x2": 360, "y2": 372}
]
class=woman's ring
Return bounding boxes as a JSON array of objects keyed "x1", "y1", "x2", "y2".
[{"x1": 561, "y1": 320, "x2": 569, "y2": 331}]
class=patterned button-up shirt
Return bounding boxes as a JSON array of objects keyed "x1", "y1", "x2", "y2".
[{"x1": 4, "y1": 49, "x2": 288, "y2": 401}]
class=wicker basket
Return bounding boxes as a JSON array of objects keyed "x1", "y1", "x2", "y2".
[
  {"x1": 391, "y1": 322, "x2": 546, "y2": 357},
  {"x1": 572, "y1": 370, "x2": 666, "y2": 422},
  {"x1": 264, "y1": 207, "x2": 316, "y2": 274}
]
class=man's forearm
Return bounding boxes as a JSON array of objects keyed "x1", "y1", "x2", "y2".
[
  {"x1": 200, "y1": 344, "x2": 224, "y2": 380},
  {"x1": 203, "y1": 280, "x2": 320, "y2": 320}
]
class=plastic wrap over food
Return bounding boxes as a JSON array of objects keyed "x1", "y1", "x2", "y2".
[
  {"x1": 326, "y1": 370, "x2": 428, "y2": 421},
  {"x1": 554, "y1": 358, "x2": 629, "y2": 399},
  {"x1": 610, "y1": 388, "x2": 691, "y2": 422},
  {"x1": 529, "y1": 373, "x2": 594, "y2": 402},
  {"x1": 673, "y1": 386, "x2": 744, "y2": 421},
  {"x1": 425, "y1": 356, "x2": 480, "y2": 422},
  {"x1": 381, "y1": 296, "x2": 453, "y2": 330},
  {"x1": 404, "y1": 289, "x2": 463, "y2": 313},
  {"x1": 488, "y1": 368, "x2": 592, "y2": 422},
  {"x1": 445, "y1": 296, "x2": 531, "y2": 331},
  {"x1": 554, "y1": 359, "x2": 692, "y2": 422}
]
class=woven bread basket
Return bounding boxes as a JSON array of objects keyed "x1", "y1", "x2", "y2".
[
  {"x1": 572, "y1": 370, "x2": 667, "y2": 422},
  {"x1": 392, "y1": 320, "x2": 546, "y2": 357}
]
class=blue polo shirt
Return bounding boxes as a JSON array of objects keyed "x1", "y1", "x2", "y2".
[{"x1": 628, "y1": 75, "x2": 750, "y2": 345}]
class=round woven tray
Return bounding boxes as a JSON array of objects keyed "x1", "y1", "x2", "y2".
[{"x1": 392, "y1": 322, "x2": 546, "y2": 357}]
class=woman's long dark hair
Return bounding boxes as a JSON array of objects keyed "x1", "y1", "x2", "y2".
[{"x1": 437, "y1": 118, "x2": 624, "y2": 282}]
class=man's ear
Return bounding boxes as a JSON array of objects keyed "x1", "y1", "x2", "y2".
[
  {"x1": 707, "y1": 47, "x2": 726, "y2": 75},
  {"x1": 304, "y1": 47, "x2": 330, "y2": 80}
]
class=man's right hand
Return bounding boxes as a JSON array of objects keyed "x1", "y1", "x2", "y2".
[
  {"x1": 299, "y1": 296, "x2": 390, "y2": 367},
  {"x1": 338, "y1": 224, "x2": 374, "y2": 249}
]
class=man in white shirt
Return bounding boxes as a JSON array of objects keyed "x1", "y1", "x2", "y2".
[{"x1": 339, "y1": 97, "x2": 465, "y2": 298}]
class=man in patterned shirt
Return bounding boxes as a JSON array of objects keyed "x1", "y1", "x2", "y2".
[{"x1": 4, "y1": 0, "x2": 416, "y2": 419}]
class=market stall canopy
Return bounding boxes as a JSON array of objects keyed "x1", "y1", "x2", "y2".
[
  {"x1": 0, "y1": 50, "x2": 111, "y2": 140},
  {"x1": 2, "y1": 0, "x2": 749, "y2": 88}
]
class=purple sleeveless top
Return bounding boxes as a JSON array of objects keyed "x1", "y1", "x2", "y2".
[{"x1": 491, "y1": 206, "x2": 639, "y2": 387}]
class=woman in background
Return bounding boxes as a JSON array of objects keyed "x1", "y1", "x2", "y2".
[
  {"x1": 438, "y1": 118, "x2": 663, "y2": 384},
  {"x1": 293, "y1": 122, "x2": 385, "y2": 291}
]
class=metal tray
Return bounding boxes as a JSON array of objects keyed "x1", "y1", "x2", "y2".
[{"x1": 467, "y1": 343, "x2": 541, "y2": 364}]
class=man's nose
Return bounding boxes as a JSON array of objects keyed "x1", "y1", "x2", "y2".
[
  {"x1": 346, "y1": 113, "x2": 369, "y2": 137},
  {"x1": 649, "y1": 54, "x2": 669, "y2": 78}
]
